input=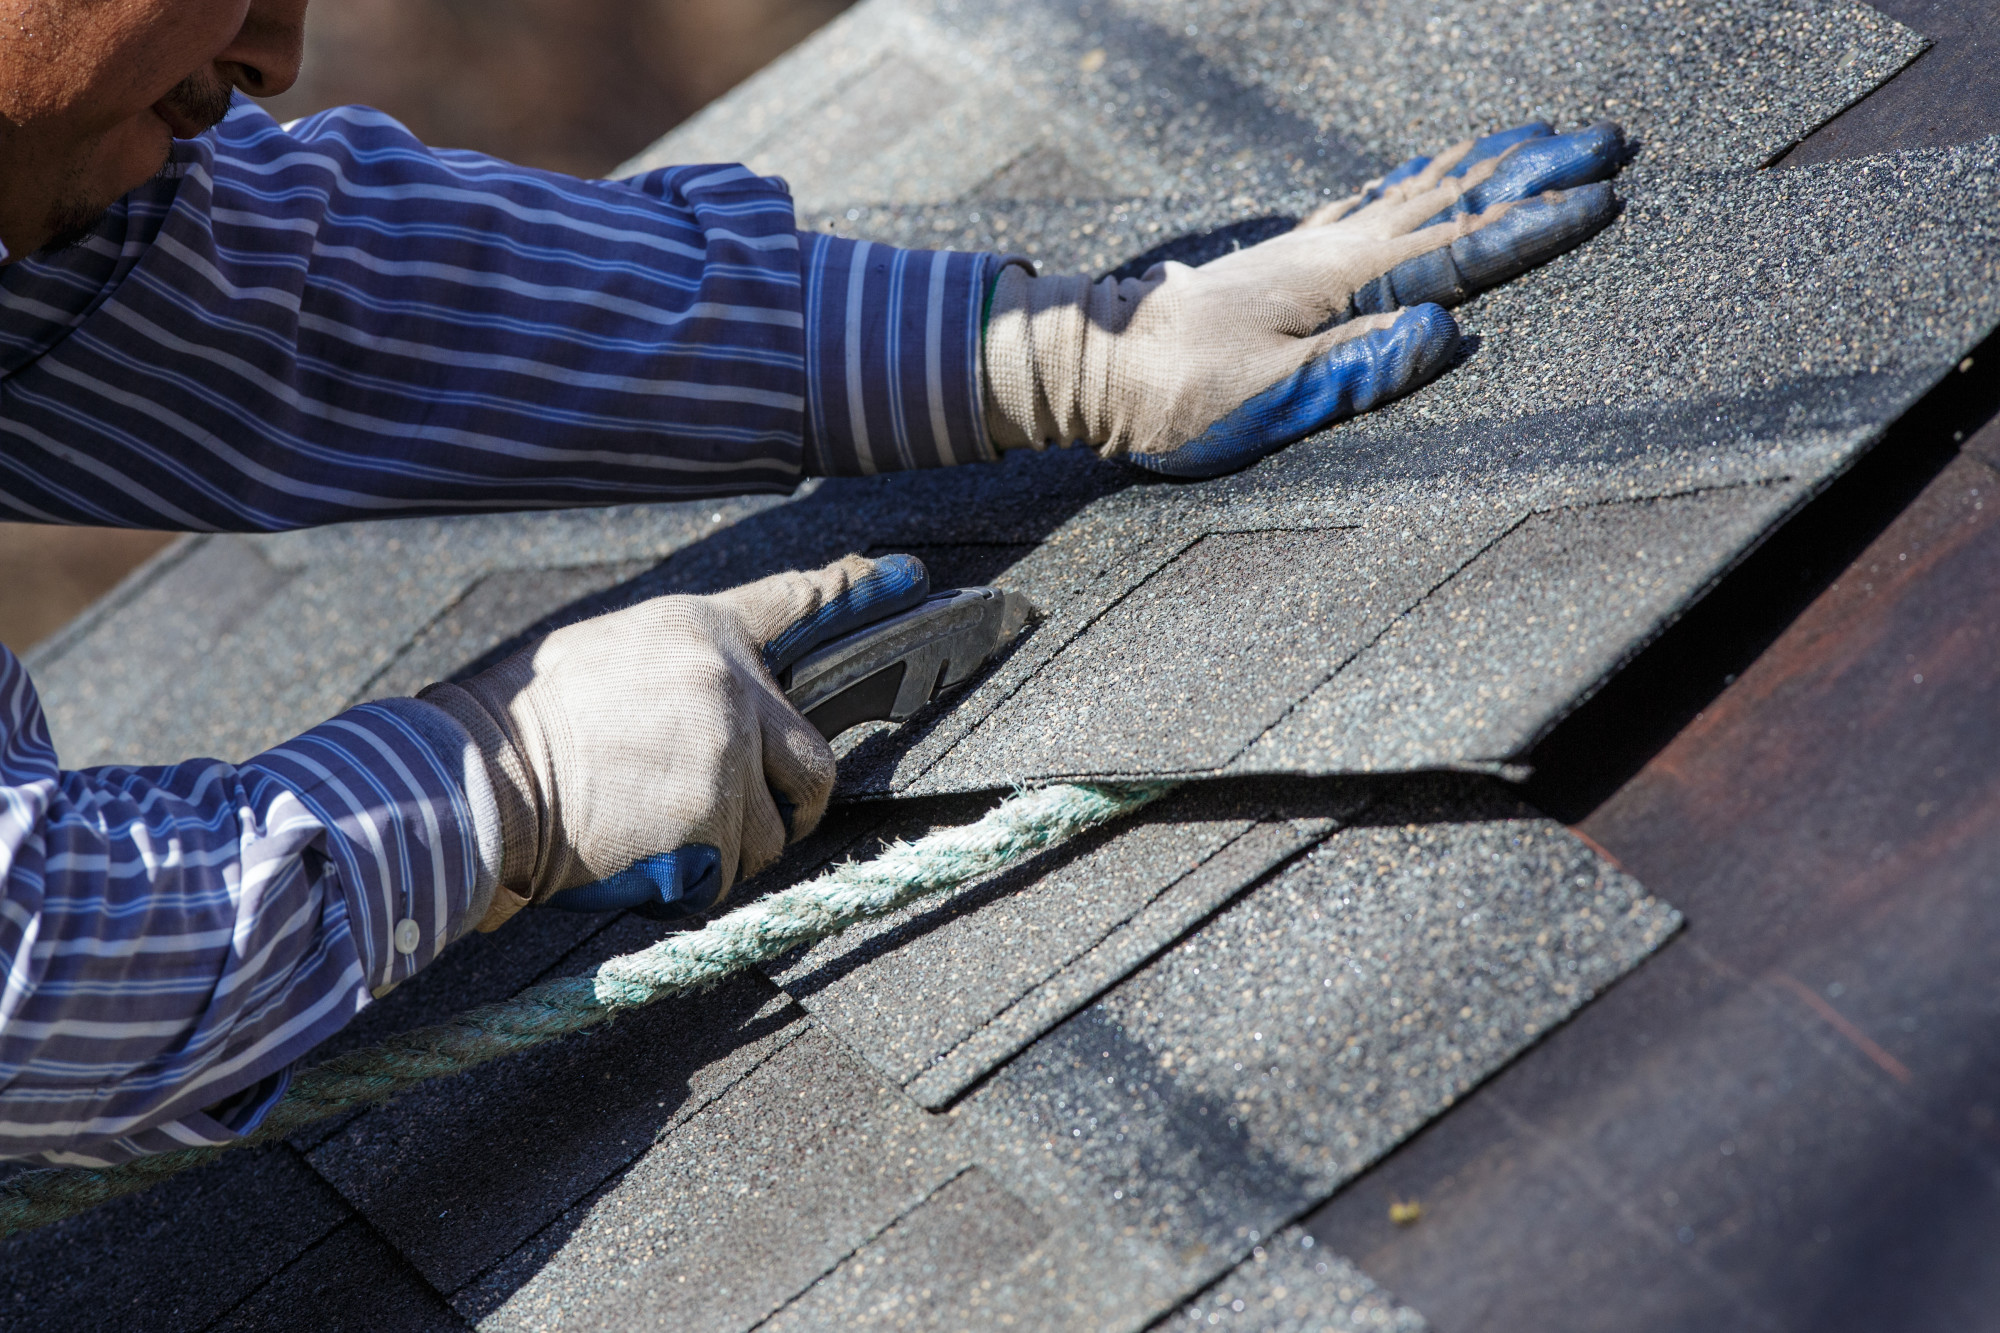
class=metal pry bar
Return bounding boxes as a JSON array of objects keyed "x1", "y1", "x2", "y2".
[{"x1": 782, "y1": 586, "x2": 1034, "y2": 739}]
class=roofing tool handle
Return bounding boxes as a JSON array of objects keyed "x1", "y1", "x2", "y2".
[
  {"x1": 548, "y1": 581, "x2": 1033, "y2": 918},
  {"x1": 782, "y1": 585, "x2": 1033, "y2": 739}
]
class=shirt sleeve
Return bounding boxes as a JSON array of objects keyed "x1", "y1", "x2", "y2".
[
  {"x1": 0, "y1": 100, "x2": 1003, "y2": 1162},
  {"x1": 0, "y1": 647, "x2": 494, "y2": 1165},
  {"x1": 797, "y1": 232, "x2": 1001, "y2": 475},
  {"x1": 0, "y1": 100, "x2": 1003, "y2": 531}
]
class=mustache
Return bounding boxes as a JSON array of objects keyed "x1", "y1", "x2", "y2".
[{"x1": 159, "y1": 75, "x2": 236, "y2": 137}]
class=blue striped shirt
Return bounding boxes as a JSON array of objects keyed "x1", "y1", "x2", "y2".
[{"x1": 0, "y1": 100, "x2": 999, "y2": 1163}]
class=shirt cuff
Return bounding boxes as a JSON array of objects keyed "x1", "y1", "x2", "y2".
[
  {"x1": 248, "y1": 700, "x2": 493, "y2": 1002},
  {"x1": 799, "y1": 232, "x2": 1002, "y2": 475}
]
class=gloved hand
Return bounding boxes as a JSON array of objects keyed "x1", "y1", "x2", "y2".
[
  {"x1": 420, "y1": 554, "x2": 931, "y2": 931},
  {"x1": 983, "y1": 121, "x2": 1626, "y2": 478}
]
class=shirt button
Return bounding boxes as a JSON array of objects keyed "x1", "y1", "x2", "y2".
[{"x1": 393, "y1": 918, "x2": 422, "y2": 955}]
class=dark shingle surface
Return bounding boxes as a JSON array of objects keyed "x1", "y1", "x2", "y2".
[
  {"x1": 458, "y1": 1030, "x2": 968, "y2": 1330},
  {"x1": 759, "y1": 1168, "x2": 1054, "y2": 1331},
  {"x1": 209, "y1": 1219, "x2": 464, "y2": 1333},
  {"x1": 306, "y1": 926, "x2": 806, "y2": 1294},
  {"x1": 0, "y1": 1145, "x2": 348, "y2": 1333},
  {"x1": 1301, "y1": 446, "x2": 2000, "y2": 1328}
]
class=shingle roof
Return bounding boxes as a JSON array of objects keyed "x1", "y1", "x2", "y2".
[{"x1": 9, "y1": 0, "x2": 1997, "y2": 1327}]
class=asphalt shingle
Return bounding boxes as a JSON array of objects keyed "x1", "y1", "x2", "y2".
[
  {"x1": 759, "y1": 1167, "x2": 1054, "y2": 1331},
  {"x1": 764, "y1": 781, "x2": 1353, "y2": 1107},
  {"x1": 945, "y1": 783, "x2": 1678, "y2": 1324},
  {"x1": 1234, "y1": 484, "x2": 1805, "y2": 773},
  {"x1": 208, "y1": 1219, "x2": 464, "y2": 1333},
  {"x1": 457, "y1": 1030, "x2": 968, "y2": 1330},
  {"x1": 1179, "y1": 1227, "x2": 1428, "y2": 1333},
  {"x1": 0, "y1": 1145, "x2": 349, "y2": 1333},
  {"x1": 10, "y1": 0, "x2": 1977, "y2": 1328},
  {"x1": 305, "y1": 923, "x2": 808, "y2": 1295}
]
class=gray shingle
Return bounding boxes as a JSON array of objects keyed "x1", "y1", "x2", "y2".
[
  {"x1": 956, "y1": 785, "x2": 1680, "y2": 1315},
  {"x1": 306, "y1": 922, "x2": 807, "y2": 1295},
  {"x1": 25, "y1": 535, "x2": 288, "y2": 766},
  {"x1": 924, "y1": 525, "x2": 1484, "y2": 782},
  {"x1": 0, "y1": 1145, "x2": 349, "y2": 1333},
  {"x1": 360, "y1": 561, "x2": 655, "y2": 701},
  {"x1": 1178, "y1": 1227, "x2": 1427, "y2": 1332},
  {"x1": 904, "y1": 809, "x2": 1343, "y2": 1108},
  {"x1": 765, "y1": 782, "x2": 1354, "y2": 1107},
  {"x1": 458, "y1": 1030, "x2": 967, "y2": 1330},
  {"x1": 209, "y1": 1219, "x2": 463, "y2": 1333},
  {"x1": 1233, "y1": 485, "x2": 1805, "y2": 774},
  {"x1": 759, "y1": 1168, "x2": 1053, "y2": 1331}
]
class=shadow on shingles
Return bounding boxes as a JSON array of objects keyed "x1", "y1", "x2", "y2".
[
  {"x1": 314, "y1": 773, "x2": 1571, "y2": 1318},
  {"x1": 424, "y1": 415, "x2": 1142, "y2": 687},
  {"x1": 1004, "y1": 1004, "x2": 1326, "y2": 1255}
]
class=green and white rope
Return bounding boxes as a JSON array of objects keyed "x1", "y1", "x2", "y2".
[{"x1": 0, "y1": 781, "x2": 1173, "y2": 1239}]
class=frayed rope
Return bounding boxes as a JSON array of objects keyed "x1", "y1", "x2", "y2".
[{"x1": 0, "y1": 781, "x2": 1174, "y2": 1239}]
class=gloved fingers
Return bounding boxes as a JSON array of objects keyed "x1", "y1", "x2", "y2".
[
  {"x1": 1422, "y1": 121, "x2": 1625, "y2": 225},
  {"x1": 1265, "y1": 191, "x2": 1513, "y2": 306},
  {"x1": 1350, "y1": 182, "x2": 1618, "y2": 315},
  {"x1": 1300, "y1": 121, "x2": 1563, "y2": 231},
  {"x1": 1350, "y1": 141, "x2": 1479, "y2": 216},
  {"x1": 754, "y1": 682, "x2": 838, "y2": 844},
  {"x1": 1298, "y1": 149, "x2": 1441, "y2": 229},
  {"x1": 1297, "y1": 189, "x2": 1373, "y2": 229},
  {"x1": 728, "y1": 704, "x2": 833, "y2": 887},
  {"x1": 714, "y1": 553, "x2": 931, "y2": 676},
  {"x1": 549, "y1": 845, "x2": 727, "y2": 920},
  {"x1": 1126, "y1": 304, "x2": 1460, "y2": 478},
  {"x1": 1444, "y1": 120, "x2": 1556, "y2": 178},
  {"x1": 736, "y1": 771, "x2": 792, "y2": 885},
  {"x1": 1318, "y1": 124, "x2": 1537, "y2": 226},
  {"x1": 1338, "y1": 153, "x2": 1506, "y2": 239},
  {"x1": 1317, "y1": 309, "x2": 1406, "y2": 347}
]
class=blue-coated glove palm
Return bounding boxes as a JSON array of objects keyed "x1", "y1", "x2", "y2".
[
  {"x1": 420, "y1": 554, "x2": 930, "y2": 928},
  {"x1": 983, "y1": 122, "x2": 1626, "y2": 478}
]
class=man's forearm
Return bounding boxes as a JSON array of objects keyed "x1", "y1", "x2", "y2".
[
  {"x1": 0, "y1": 104, "x2": 822, "y2": 532},
  {"x1": 0, "y1": 647, "x2": 494, "y2": 1165}
]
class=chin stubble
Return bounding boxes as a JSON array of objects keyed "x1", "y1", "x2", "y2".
[{"x1": 36, "y1": 184, "x2": 109, "y2": 256}]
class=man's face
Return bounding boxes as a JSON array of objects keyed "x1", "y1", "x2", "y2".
[{"x1": 0, "y1": 0, "x2": 307, "y2": 261}]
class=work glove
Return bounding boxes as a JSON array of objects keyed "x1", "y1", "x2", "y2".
[
  {"x1": 983, "y1": 121, "x2": 1626, "y2": 477},
  {"x1": 420, "y1": 554, "x2": 931, "y2": 931}
]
